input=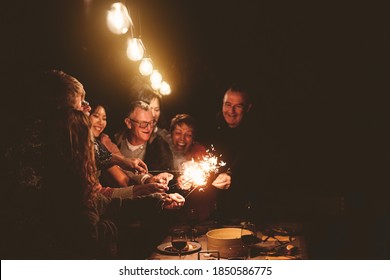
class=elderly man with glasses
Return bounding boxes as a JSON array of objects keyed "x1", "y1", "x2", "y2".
[
  {"x1": 115, "y1": 101, "x2": 174, "y2": 174},
  {"x1": 113, "y1": 101, "x2": 180, "y2": 258}
]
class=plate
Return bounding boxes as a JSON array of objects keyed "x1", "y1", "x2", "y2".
[{"x1": 156, "y1": 241, "x2": 202, "y2": 255}]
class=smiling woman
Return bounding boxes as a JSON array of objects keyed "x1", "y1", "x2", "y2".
[
  {"x1": 88, "y1": 103, "x2": 149, "y2": 190},
  {"x1": 168, "y1": 113, "x2": 207, "y2": 171}
]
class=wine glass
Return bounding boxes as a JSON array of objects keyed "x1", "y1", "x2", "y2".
[
  {"x1": 171, "y1": 229, "x2": 188, "y2": 260},
  {"x1": 241, "y1": 222, "x2": 257, "y2": 260}
]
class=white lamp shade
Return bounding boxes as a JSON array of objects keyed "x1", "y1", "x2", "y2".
[
  {"x1": 139, "y1": 58, "x2": 154, "y2": 76},
  {"x1": 127, "y1": 38, "x2": 144, "y2": 61},
  {"x1": 106, "y1": 2, "x2": 133, "y2": 35}
]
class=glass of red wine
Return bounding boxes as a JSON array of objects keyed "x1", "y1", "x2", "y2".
[
  {"x1": 241, "y1": 222, "x2": 257, "y2": 260},
  {"x1": 171, "y1": 229, "x2": 188, "y2": 260}
]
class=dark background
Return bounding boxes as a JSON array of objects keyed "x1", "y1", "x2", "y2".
[{"x1": 1, "y1": 0, "x2": 389, "y2": 258}]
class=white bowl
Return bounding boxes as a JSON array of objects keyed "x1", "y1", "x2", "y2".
[{"x1": 206, "y1": 228, "x2": 246, "y2": 258}]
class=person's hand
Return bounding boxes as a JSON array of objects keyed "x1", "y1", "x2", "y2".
[
  {"x1": 145, "y1": 172, "x2": 174, "y2": 187},
  {"x1": 124, "y1": 158, "x2": 148, "y2": 174},
  {"x1": 176, "y1": 175, "x2": 194, "y2": 190},
  {"x1": 211, "y1": 173, "x2": 231, "y2": 190},
  {"x1": 81, "y1": 100, "x2": 91, "y2": 116},
  {"x1": 132, "y1": 183, "x2": 169, "y2": 197},
  {"x1": 163, "y1": 193, "x2": 185, "y2": 210}
]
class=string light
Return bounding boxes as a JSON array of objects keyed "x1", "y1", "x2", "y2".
[
  {"x1": 151, "y1": 81, "x2": 162, "y2": 91},
  {"x1": 106, "y1": 2, "x2": 133, "y2": 35},
  {"x1": 159, "y1": 81, "x2": 171, "y2": 95},
  {"x1": 126, "y1": 38, "x2": 145, "y2": 61},
  {"x1": 150, "y1": 69, "x2": 162, "y2": 84},
  {"x1": 139, "y1": 57, "x2": 154, "y2": 76},
  {"x1": 106, "y1": 3, "x2": 171, "y2": 95}
]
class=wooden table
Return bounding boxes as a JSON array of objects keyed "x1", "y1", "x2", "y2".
[{"x1": 149, "y1": 221, "x2": 308, "y2": 260}]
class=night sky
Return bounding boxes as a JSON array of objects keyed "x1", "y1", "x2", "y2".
[{"x1": 2, "y1": 1, "x2": 389, "y2": 193}]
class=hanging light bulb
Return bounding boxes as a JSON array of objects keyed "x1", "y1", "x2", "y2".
[
  {"x1": 151, "y1": 81, "x2": 162, "y2": 91},
  {"x1": 159, "y1": 81, "x2": 171, "y2": 95},
  {"x1": 150, "y1": 70, "x2": 162, "y2": 90},
  {"x1": 127, "y1": 38, "x2": 145, "y2": 61},
  {"x1": 150, "y1": 70, "x2": 162, "y2": 84},
  {"x1": 106, "y1": 2, "x2": 133, "y2": 35},
  {"x1": 139, "y1": 58, "x2": 153, "y2": 76}
]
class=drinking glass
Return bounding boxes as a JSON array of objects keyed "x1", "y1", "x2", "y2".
[
  {"x1": 171, "y1": 229, "x2": 188, "y2": 260},
  {"x1": 241, "y1": 222, "x2": 257, "y2": 259}
]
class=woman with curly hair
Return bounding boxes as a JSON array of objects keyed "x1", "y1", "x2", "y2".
[{"x1": 44, "y1": 108, "x2": 183, "y2": 259}]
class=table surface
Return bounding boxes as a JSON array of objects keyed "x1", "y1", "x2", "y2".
[{"x1": 149, "y1": 221, "x2": 308, "y2": 260}]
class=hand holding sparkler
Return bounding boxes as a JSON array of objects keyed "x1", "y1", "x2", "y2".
[
  {"x1": 211, "y1": 173, "x2": 231, "y2": 190},
  {"x1": 132, "y1": 183, "x2": 169, "y2": 197},
  {"x1": 115, "y1": 156, "x2": 148, "y2": 174},
  {"x1": 162, "y1": 193, "x2": 185, "y2": 210},
  {"x1": 175, "y1": 146, "x2": 226, "y2": 198},
  {"x1": 177, "y1": 175, "x2": 194, "y2": 190},
  {"x1": 145, "y1": 172, "x2": 174, "y2": 188}
]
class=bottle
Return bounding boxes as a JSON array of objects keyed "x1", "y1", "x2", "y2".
[
  {"x1": 210, "y1": 202, "x2": 220, "y2": 228},
  {"x1": 245, "y1": 200, "x2": 255, "y2": 224}
]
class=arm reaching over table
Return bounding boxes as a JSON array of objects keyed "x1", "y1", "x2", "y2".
[
  {"x1": 145, "y1": 172, "x2": 174, "y2": 187},
  {"x1": 111, "y1": 155, "x2": 148, "y2": 174},
  {"x1": 162, "y1": 193, "x2": 185, "y2": 210},
  {"x1": 132, "y1": 183, "x2": 169, "y2": 197}
]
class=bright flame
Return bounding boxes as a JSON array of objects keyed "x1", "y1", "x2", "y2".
[{"x1": 179, "y1": 145, "x2": 226, "y2": 191}]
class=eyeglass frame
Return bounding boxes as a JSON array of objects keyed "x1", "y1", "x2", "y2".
[{"x1": 129, "y1": 118, "x2": 157, "y2": 128}]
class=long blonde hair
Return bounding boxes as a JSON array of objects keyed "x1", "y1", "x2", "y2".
[{"x1": 64, "y1": 109, "x2": 99, "y2": 205}]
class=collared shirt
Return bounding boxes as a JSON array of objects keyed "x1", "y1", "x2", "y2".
[{"x1": 122, "y1": 138, "x2": 146, "y2": 160}]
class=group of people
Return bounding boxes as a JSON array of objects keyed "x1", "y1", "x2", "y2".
[{"x1": 3, "y1": 69, "x2": 265, "y2": 259}]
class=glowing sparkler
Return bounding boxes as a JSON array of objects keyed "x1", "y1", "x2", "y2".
[{"x1": 178, "y1": 146, "x2": 226, "y2": 195}]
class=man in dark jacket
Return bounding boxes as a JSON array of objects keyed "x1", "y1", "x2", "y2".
[{"x1": 208, "y1": 84, "x2": 268, "y2": 223}]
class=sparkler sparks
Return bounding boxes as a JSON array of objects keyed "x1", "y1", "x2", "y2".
[{"x1": 178, "y1": 145, "x2": 226, "y2": 192}]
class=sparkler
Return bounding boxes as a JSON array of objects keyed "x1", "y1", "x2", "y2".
[
  {"x1": 148, "y1": 146, "x2": 226, "y2": 199},
  {"x1": 177, "y1": 145, "x2": 226, "y2": 198}
]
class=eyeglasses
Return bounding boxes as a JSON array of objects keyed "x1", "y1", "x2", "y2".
[{"x1": 130, "y1": 118, "x2": 157, "y2": 128}]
